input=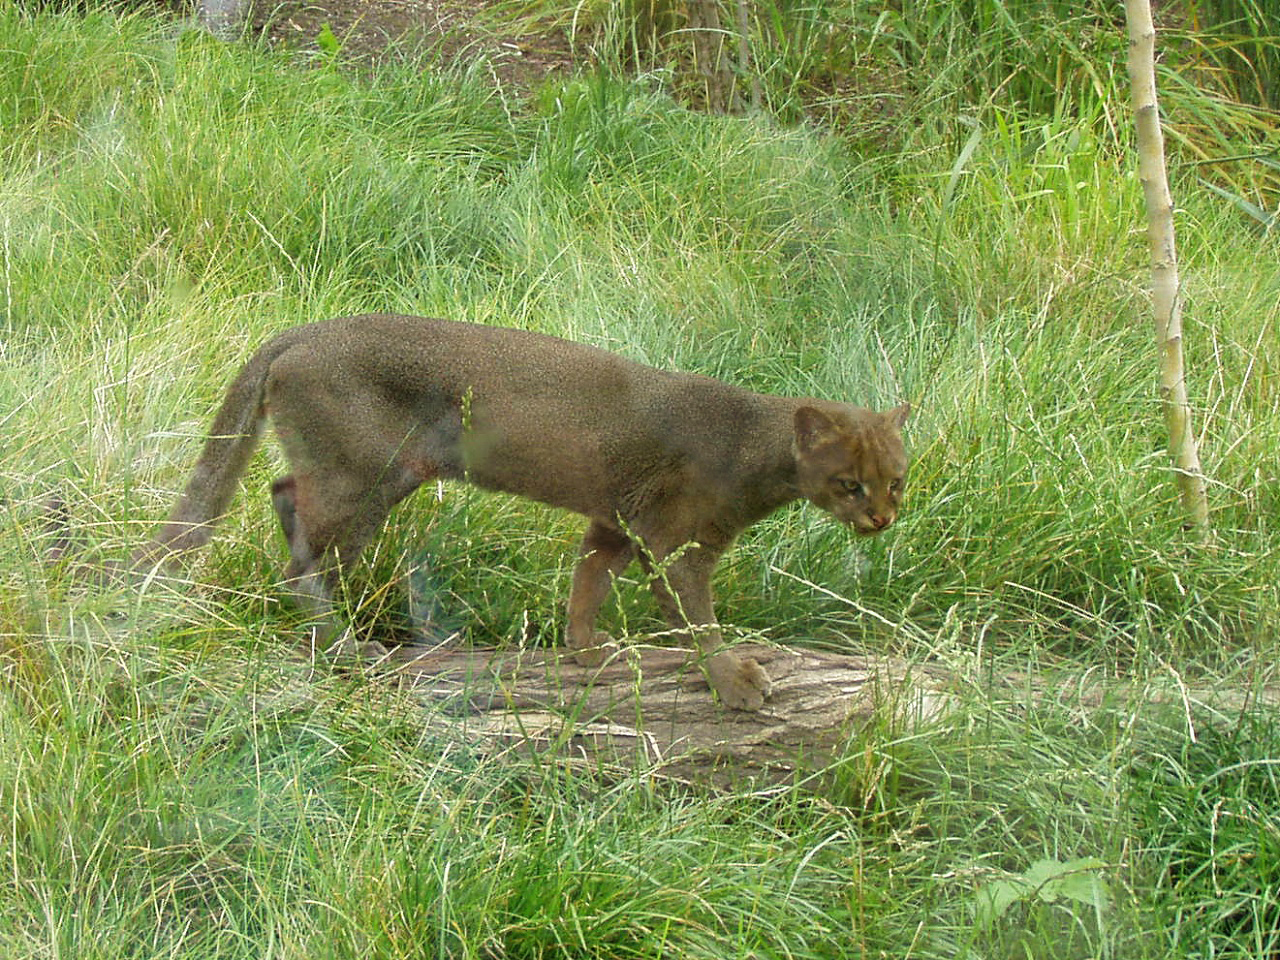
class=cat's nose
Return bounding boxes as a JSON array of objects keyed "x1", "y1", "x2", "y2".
[{"x1": 869, "y1": 513, "x2": 892, "y2": 530}]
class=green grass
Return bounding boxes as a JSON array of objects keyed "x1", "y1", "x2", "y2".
[{"x1": 2, "y1": 4, "x2": 1279, "y2": 958}]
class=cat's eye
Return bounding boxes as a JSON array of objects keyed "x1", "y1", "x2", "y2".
[
  {"x1": 839, "y1": 479, "x2": 866, "y2": 498},
  {"x1": 889, "y1": 478, "x2": 904, "y2": 494}
]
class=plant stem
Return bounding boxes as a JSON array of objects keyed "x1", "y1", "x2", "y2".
[{"x1": 1124, "y1": 0, "x2": 1211, "y2": 532}]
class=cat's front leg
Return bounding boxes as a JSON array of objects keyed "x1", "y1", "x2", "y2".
[
  {"x1": 705, "y1": 649, "x2": 773, "y2": 712},
  {"x1": 647, "y1": 548, "x2": 772, "y2": 711}
]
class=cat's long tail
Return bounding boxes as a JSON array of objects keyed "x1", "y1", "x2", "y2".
[{"x1": 131, "y1": 325, "x2": 315, "y2": 567}]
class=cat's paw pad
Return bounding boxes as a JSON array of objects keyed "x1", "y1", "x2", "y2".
[
  {"x1": 569, "y1": 631, "x2": 620, "y2": 668},
  {"x1": 707, "y1": 652, "x2": 772, "y2": 712}
]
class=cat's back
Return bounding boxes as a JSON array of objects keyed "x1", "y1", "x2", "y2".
[{"x1": 300, "y1": 313, "x2": 744, "y2": 409}]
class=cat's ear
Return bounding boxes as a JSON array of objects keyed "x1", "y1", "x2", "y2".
[
  {"x1": 794, "y1": 406, "x2": 844, "y2": 454},
  {"x1": 885, "y1": 402, "x2": 911, "y2": 430}
]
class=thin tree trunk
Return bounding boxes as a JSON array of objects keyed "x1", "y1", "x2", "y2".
[
  {"x1": 1124, "y1": 0, "x2": 1211, "y2": 531},
  {"x1": 628, "y1": 0, "x2": 678, "y2": 71},
  {"x1": 686, "y1": 0, "x2": 740, "y2": 113},
  {"x1": 736, "y1": 0, "x2": 761, "y2": 111}
]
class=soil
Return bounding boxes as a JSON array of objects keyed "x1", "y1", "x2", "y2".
[
  {"x1": 199, "y1": 1, "x2": 902, "y2": 134},
  {"x1": 232, "y1": 0, "x2": 581, "y2": 91}
]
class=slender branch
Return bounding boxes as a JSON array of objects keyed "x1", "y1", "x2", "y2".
[{"x1": 1124, "y1": 0, "x2": 1211, "y2": 531}]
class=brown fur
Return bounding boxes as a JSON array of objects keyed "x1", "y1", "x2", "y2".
[{"x1": 135, "y1": 314, "x2": 910, "y2": 710}]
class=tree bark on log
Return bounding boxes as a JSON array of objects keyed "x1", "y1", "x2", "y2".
[
  {"x1": 375, "y1": 642, "x2": 1280, "y2": 789},
  {"x1": 384, "y1": 642, "x2": 952, "y2": 787},
  {"x1": 1124, "y1": 0, "x2": 1211, "y2": 532}
]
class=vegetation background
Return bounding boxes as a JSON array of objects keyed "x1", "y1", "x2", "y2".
[{"x1": 1, "y1": 0, "x2": 1278, "y2": 956}]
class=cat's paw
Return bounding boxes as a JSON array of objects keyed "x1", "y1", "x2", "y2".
[
  {"x1": 569, "y1": 631, "x2": 620, "y2": 668},
  {"x1": 323, "y1": 632, "x2": 390, "y2": 663},
  {"x1": 707, "y1": 651, "x2": 772, "y2": 711}
]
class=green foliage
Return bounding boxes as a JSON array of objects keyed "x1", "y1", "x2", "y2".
[
  {"x1": 523, "y1": 0, "x2": 1280, "y2": 218},
  {"x1": 0, "y1": 5, "x2": 1277, "y2": 959},
  {"x1": 973, "y1": 857, "x2": 1112, "y2": 931},
  {"x1": 1183, "y1": 0, "x2": 1280, "y2": 108},
  {"x1": 1130, "y1": 707, "x2": 1280, "y2": 958},
  {"x1": 315, "y1": 21, "x2": 341, "y2": 59}
]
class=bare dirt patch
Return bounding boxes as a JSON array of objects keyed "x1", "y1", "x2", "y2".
[{"x1": 241, "y1": 0, "x2": 581, "y2": 90}]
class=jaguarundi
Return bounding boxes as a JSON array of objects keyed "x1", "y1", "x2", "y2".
[{"x1": 130, "y1": 314, "x2": 910, "y2": 711}]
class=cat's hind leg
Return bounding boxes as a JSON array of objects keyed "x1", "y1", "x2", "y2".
[
  {"x1": 565, "y1": 520, "x2": 635, "y2": 666},
  {"x1": 265, "y1": 365, "x2": 430, "y2": 659},
  {"x1": 270, "y1": 465, "x2": 421, "y2": 660}
]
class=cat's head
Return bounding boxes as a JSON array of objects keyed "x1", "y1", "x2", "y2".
[{"x1": 793, "y1": 402, "x2": 910, "y2": 536}]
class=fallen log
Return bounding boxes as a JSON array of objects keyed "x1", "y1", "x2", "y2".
[{"x1": 383, "y1": 641, "x2": 954, "y2": 787}]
